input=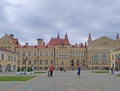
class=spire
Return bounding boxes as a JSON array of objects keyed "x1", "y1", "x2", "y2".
[
  {"x1": 57, "y1": 32, "x2": 60, "y2": 39},
  {"x1": 88, "y1": 33, "x2": 92, "y2": 40},
  {"x1": 65, "y1": 32, "x2": 68, "y2": 39},
  {"x1": 116, "y1": 33, "x2": 119, "y2": 40},
  {"x1": 64, "y1": 33, "x2": 70, "y2": 44}
]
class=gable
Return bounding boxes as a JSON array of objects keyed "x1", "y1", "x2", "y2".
[{"x1": 91, "y1": 36, "x2": 115, "y2": 47}]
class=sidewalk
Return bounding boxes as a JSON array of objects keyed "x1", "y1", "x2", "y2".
[{"x1": 0, "y1": 70, "x2": 120, "y2": 91}]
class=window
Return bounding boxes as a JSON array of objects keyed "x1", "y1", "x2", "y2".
[
  {"x1": 17, "y1": 60, "x2": 20, "y2": 65},
  {"x1": 34, "y1": 52, "x2": 37, "y2": 56},
  {"x1": 34, "y1": 60, "x2": 37, "y2": 65},
  {"x1": 11, "y1": 56, "x2": 13, "y2": 61},
  {"x1": 116, "y1": 55, "x2": 118, "y2": 59},
  {"x1": 28, "y1": 60, "x2": 31, "y2": 65},
  {"x1": 28, "y1": 52, "x2": 31, "y2": 56},
  {"x1": 112, "y1": 55, "x2": 114, "y2": 60},
  {"x1": 93, "y1": 53, "x2": 98, "y2": 62},
  {"x1": 50, "y1": 60, "x2": 54, "y2": 65},
  {"x1": 118, "y1": 54, "x2": 120, "y2": 60},
  {"x1": 78, "y1": 52, "x2": 80, "y2": 56},
  {"x1": 81, "y1": 52, "x2": 85, "y2": 56},
  {"x1": 40, "y1": 52, "x2": 42, "y2": 56},
  {"x1": 8, "y1": 56, "x2": 10, "y2": 61},
  {"x1": 23, "y1": 52, "x2": 25, "y2": 56},
  {"x1": 46, "y1": 52, "x2": 48, "y2": 56},
  {"x1": 59, "y1": 54, "x2": 66, "y2": 59},
  {"x1": 14, "y1": 57, "x2": 16, "y2": 61},
  {"x1": 50, "y1": 52, "x2": 54, "y2": 56},
  {"x1": 102, "y1": 53, "x2": 106, "y2": 61},
  {"x1": 17, "y1": 51, "x2": 20, "y2": 56},
  {"x1": 40, "y1": 60, "x2": 42, "y2": 65},
  {"x1": 45, "y1": 60, "x2": 48, "y2": 65}
]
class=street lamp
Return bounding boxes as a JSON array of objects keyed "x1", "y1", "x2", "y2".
[
  {"x1": 24, "y1": 57, "x2": 28, "y2": 75},
  {"x1": 92, "y1": 56, "x2": 93, "y2": 70}
]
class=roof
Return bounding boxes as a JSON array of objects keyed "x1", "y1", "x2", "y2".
[{"x1": 47, "y1": 34, "x2": 70, "y2": 46}]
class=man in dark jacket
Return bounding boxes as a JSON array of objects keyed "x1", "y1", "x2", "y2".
[{"x1": 77, "y1": 66, "x2": 81, "y2": 76}]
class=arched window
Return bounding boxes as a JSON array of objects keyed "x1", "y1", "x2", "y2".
[
  {"x1": 102, "y1": 53, "x2": 106, "y2": 61},
  {"x1": 93, "y1": 53, "x2": 98, "y2": 61},
  {"x1": 102, "y1": 53, "x2": 107, "y2": 64}
]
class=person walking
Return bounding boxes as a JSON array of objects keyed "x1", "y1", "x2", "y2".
[
  {"x1": 77, "y1": 65, "x2": 81, "y2": 76},
  {"x1": 49, "y1": 65, "x2": 54, "y2": 77},
  {"x1": 47, "y1": 66, "x2": 50, "y2": 77}
]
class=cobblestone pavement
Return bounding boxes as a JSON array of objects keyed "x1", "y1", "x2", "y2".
[{"x1": 0, "y1": 70, "x2": 120, "y2": 91}]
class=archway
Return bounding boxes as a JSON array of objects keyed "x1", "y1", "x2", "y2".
[{"x1": 6, "y1": 64, "x2": 11, "y2": 72}]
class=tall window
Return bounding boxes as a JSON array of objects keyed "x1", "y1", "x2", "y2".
[
  {"x1": 34, "y1": 52, "x2": 37, "y2": 56},
  {"x1": 102, "y1": 53, "x2": 106, "y2": 61},
  {"x1": 93, "y1": 53, "x2": 98, "y2": 64},
  {"x1": 23, "y1": 52, "x2": 25, "y2": 56},
  {"x1": 59, "y1": 53, "x2": 66, "y2": 59},
  {"x1": 46, "y1": 52, "x2": 48, "y2": 56},
  {"x1": 112, "y1": 55, "x2": 114, "y2": 60},
  {"x1": 28, "y1": 52, "x2": 31, "y2": 56},
  {"x1": 40, "y1": 60, "x2": 42, "y2": 65},
  {"x1": 78, "y1": 52, "x2": 80, "y2": 56},
  {"x1": 93, "y1": 53, "x2": 98, "y2": 61},
  {"x1": 34, "y1": 60, "x2": 37, "y2": 65},
  {"x1": 50, "y1": 60, "x2": 54, "y2": 65},
  {"x1": 50, "y1": 52, "x2": 54, "y2": 56},
  {"x1": 118, "y1": 54, "x2": 120, "y2": 60},
  {"x1": 17, "y1": 51, "x2": 20, "y2": 56},
  {"x1": 8, "y1": 56, "x2": 10, "y2": 61},
  {"x1": 45, "y1": 60, "x2": 48, "y2": 65},
  {"x1": 102, "y1": 53, "x2": 107, "y2": 64},
  {"x1": 40, "y1": 52, "x2": 42, "y2": 56},
  {"x1": 17, "y1": 60, "x2": 20, "y2": 65}
]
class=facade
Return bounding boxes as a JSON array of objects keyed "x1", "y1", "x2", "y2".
[
  {"x1": 0, "y1": 33, "x2": 87, "y2": 71},
  {"x1": 87, "y1": 33, "x2": 120, "y2": 70},
  {"x1": 0, "y1": 46, "x2": 17, "y2": 72},
  {"x1": 0, "y1": 33, "x2": 120, "y2": 71},
  {"x1": 110, "y1": 48, "x2": 120, "y2": 71}
]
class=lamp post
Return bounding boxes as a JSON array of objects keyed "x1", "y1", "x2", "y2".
[
  {"x1": 92, "y1": 56, "x2": 93, "y2": 70},
  {"x1": 24, "y1": 57, "x2": 28, "y2": 75}
]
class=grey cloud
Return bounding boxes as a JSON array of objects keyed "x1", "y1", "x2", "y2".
[{"x1": 0, "y1": 0, "x2": 120, "y2": 45}]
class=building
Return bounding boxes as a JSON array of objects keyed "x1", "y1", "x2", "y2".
[
  {"x1": 0, "y1": 33, "x2": 87, "y2": 71},
  {"x1": 0, "y1": 46, "x2": 17, "y2": 72},
  {"x1": 110, "y1": 48, "x2": 120, "y2": 71},
  {"x1": 0, "y1": 33, "x2": 120, "y2": 71},
  {"x1": 87, "y1": 33, "x2": 120, "y2": 70}
]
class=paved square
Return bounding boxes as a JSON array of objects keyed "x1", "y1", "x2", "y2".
[{"x1": 0, "y1": 71, "x2": 120, "y2": 91}]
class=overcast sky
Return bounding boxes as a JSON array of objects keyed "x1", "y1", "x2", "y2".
[{"x1": 0, "y1": 0, "x2": 120, "y2": 45}]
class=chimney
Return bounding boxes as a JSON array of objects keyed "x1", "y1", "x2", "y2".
[
  {"x1": 25, "y1": 43, "x2": 28, "y2": 46},
  {"x1": 10, "y1": 34, "x2": 14, "y2": 38},
  {"x1": 37, "y1": 39, "x2": 43, "y2": 46},
  {"x1": 43, "y1": 42, "x2": 45, "y2": 46},
  {"x1": 80, "y1": 43, "x2": 83, "y2": 47}
]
